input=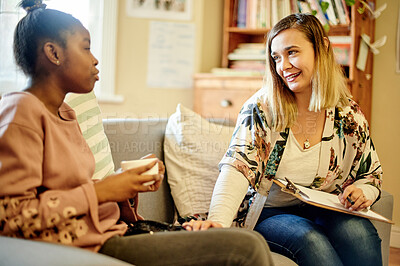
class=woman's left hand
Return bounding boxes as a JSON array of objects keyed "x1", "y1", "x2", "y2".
[
  {"x1": 182, "y1": 220, "x2": 223, "y2": 231},
  {"x1": 338, "y1": 184, "x2": 372, "y2": 211}
]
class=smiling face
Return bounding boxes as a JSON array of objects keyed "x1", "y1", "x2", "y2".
[
  {"x1": 270, "y1": 28, "x2": 315, "y2": 95},
  {"x1": 59, "y1": 26, "x2": 99, "y2": 94}
]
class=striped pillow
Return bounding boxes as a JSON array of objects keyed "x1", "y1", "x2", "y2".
[{"x1": 65, "y1": 91, "x2": 115, "y2": 180}]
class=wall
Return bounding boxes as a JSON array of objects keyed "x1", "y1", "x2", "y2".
[
  {"x1": 372, "y1": 0, "x2": 400, "y2": 226},
  {"x1": 99, "y1": 0, "x2": 399, "y2": 225},
  {"x1": 99, "y1": 0, "x2": 224, "y2": 119}
]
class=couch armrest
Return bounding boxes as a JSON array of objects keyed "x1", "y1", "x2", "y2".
[
  {"x1": 0, "y1": 236, "x2": 130, "y2": 265},
  {"x1": 370, "y1": 190, "x2": 394, "y2": 266}
]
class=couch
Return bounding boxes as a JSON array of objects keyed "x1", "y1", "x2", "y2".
[
  {"x1": 0, "y1": 117, "x2": 393, "y2": 265},
  {"x1": 103, "y1": 118, "x2": 394, "y2": 266}
]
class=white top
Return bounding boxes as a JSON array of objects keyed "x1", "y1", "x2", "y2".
[
  {"x1": 266, "y1": 130, "x2": 321, "y2": 207},
  {"x1": 208, "y1": 131, "x2": 379, "y2": 227}
]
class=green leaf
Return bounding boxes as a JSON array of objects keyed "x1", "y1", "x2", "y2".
[
  {"x1": 311, "y1": 10, "x2": 317, "y2": 16},
  {"x1": 356, "y1": 153, "x2": 372, "y2": 179},
  {"x1": 323, "y1": 24, "x2": 330, "y2": 33},
  {"x1": 345, "y1": 0, "x2": 355, "y2": 6},
  {"x1": 320, "y1": 1, "x2": 329, "y2": 13},
  {"x1": 357, "y1": 7, "x2": 365, "y2": 14}
]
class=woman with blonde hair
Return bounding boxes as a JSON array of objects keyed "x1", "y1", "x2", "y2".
[{"x1": 185, "y1": 13, "x2": 382, "y2": 265}]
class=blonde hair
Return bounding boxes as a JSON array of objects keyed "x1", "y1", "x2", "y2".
[{"x1": 264, "y1": 13, "x2": 351, "y2": 131}]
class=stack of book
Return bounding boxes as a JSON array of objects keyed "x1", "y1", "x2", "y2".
[
  {"x1": 224, "y1": 0, "x2": 352, "y2": 77},
  {"x1": 234, "y1": 0, "x2": 350, "y2": 29},
  {"x1": 236, "y1": 0, "x2": 291, "y2": 28},
  {"x1": 297, "y1": 0, "x2": 350, "y2": 26},
  {"x1": 225, "y1": 43, "x2": 266, "y2": 75}
]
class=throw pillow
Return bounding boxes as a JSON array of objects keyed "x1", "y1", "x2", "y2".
[
  {"x1": 65, "y1": 91, "x2": 115, "y2": 180},
  {"x1": 164, "y1": 104, "x2": 234, "y2": 218}
]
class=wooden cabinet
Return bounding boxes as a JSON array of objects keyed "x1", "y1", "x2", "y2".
[
  {"x1": 194, "y1": 0, "x2": 375, "y2": 122},
  {"x1": 193, "y1": 74, "x2": 262, "y2": 121}
]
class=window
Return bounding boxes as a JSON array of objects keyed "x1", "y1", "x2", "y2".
[{"x1": 0, "y1": 0, "x2": 121, "y2": 102}]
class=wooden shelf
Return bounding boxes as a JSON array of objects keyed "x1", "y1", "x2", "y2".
[
  {"x1": 327, "y1": 24, "x2": 351, "y2": 36},
  {"x1": 199, "y1": 0, "x2": 375, "y2": 122},
  {"x1": 226, "y1": 27, "x2": 269, "y2": 34},
  {"x1": 226, "y1": 25, "x2": 349, "y2": 36}
]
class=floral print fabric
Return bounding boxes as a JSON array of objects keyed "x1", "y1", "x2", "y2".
[{"x1": 219, "y1": 93, "x2": 382, "y2": 228}]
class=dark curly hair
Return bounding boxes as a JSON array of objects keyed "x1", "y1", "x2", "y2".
[{"x1": 14, "y1": 0, "x2": 82, "y2": 76}]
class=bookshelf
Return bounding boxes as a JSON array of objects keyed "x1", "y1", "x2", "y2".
[{"x1": 194, "y1": 0, "x2": 375, "y2": 122}]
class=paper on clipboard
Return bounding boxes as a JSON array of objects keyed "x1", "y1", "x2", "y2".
[{"x1": 273, "y1": 179, "x2": 393, "y2": 224}]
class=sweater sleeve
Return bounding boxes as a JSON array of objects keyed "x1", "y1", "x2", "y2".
[
  {"x1": 208, "y1": 165, "x2": 249, "y2": 227},
  {"x1": 354, "y1": 183, "x2": 379, "y2": 203},
  {"x1": 0, "y1": 123, "x2": 93, "y2": 240}
]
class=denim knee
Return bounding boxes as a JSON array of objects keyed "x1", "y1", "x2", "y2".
[{"x1": 324, "y1": 217, "x2": 382, "y2": 265}]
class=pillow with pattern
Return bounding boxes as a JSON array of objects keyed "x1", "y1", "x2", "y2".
[{"x1": 65, "y1": 91, "x2": 114, "y2": 180}]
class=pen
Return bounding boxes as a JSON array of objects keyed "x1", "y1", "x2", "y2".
[{"x1": 335, "y1": 184, "x2": 355, "y2": 205}]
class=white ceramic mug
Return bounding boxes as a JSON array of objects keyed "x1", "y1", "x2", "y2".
[{"x1": 120, "y1": 158, "x2": 158, "y2": 186}]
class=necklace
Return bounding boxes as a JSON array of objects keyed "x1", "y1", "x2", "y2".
[
  {"x1": 296, "y1": 111, "x2": 321, "y2": 150},
  {"x1": 303, "y1": 138, "x2": 311, "y2": 149}
]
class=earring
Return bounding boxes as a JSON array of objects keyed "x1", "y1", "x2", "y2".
[{"x1": 56, "y1": 60, "x2": 60, "y2": 65}]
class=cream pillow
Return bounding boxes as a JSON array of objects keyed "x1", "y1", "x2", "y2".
[
  {"x1": 164, "y1": 104, "x2": 234, "y2": 218},
  {"x1": 65, "y1": 91, "x2": 115, "y2": 180}
]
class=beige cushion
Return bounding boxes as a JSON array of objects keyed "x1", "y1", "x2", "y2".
[{"x1": 164, "y1": 104, "x2": 234, "y2": 217}]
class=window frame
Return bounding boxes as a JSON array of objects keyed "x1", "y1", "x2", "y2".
[
  {"x1": 96, "y1": 0, "x2": 123, "y2": 103},
  {"x1": 0, "y1": 0, "x2": 122, "y2": 102}
]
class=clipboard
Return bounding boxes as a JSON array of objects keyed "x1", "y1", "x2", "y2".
[{"x1": 273, "y1": 178, "x2": 393, "y2": 224}]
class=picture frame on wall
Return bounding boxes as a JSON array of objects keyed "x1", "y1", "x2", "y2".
[{"x1": 126, "y1": 0, "x2": 193, "y2": 21}]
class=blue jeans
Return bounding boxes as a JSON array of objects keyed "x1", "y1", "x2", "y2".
[{"x1": 254, "y1": 204, "x2": 382, "y2": 266}]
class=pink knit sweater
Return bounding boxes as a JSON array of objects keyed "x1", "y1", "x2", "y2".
[{"x1": 0, "y1": 92, "x2": 127, "y2": 251}]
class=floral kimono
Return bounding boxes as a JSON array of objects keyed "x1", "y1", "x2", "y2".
[{"x1": 219, "y1": 92, "x2": 382, "y2": 229}]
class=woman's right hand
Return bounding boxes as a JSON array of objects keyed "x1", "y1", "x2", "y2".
[
  {"x1": 94, "y1": 161, "x2": 162, "y2": 203},
  {"x1": 182, "y1": 220, "x2": 223, "y2": 231}
]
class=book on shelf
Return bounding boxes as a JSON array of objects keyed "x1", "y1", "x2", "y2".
[
  {"x1": 340, "y1": 0, "x2": 351, "y2": 24},
  {"x1": 232, "y1": 0, "x2": 239, "y2": 27},
  {"x1": 332, "y1": 0, "x2": 348, "y2": 24},
  {"x1": 328, "y1": 0, "x2": 341, "y2": 24},
  {"x1": 290, "y1": 0, "x2": 300, "y2": 13},
  {"x1": 271, "y1": 0, "x2": 291, "y2": 26},
  {"x1": 324, "y1": 0, "x2": 339, "y2": 25},
  {"x1": 307, "y1": 0, "x2": 328, "y2": 25},
  {"x1": 234, "y1": 0, "x2": 350, "y2": 29},
  {"x1": 237, "y1": 0, "x2": 273, "y2": 28},
  {"x1": 238, "y1": 42, "x2": 266, "y2": 49},
  {"x1": 228, "y1": 53, "x2": 266, "y2": 60},
  {"x1": 258, "y1": 0, "x2": 272, "y2": 28},
  {"x1": 329, "y1": 36, "x2": 351, "y2": 65},
  {"x1": 246, "y1": 0, "x2": 258, "y2": 28},
  {"x1": 233, "y1": 48, "x2": 265, "y2": 54},
  {"x1": 229, "y1": 42, "x2": 266, "y2": 61},
  {"x1": 273, "y1": 178, "x2": 393, "y2": 224},
  {"x1": 297, "y1": 0, "x2": 313, "y2": 14},
  {"x1": 297, "y1": 0, "x2": 349, "y2": 25},
  {"x1": 265, "y1": 0, "x2": 272, "y2": 28},
  {"x1": 237, "y1": 0, "x2": 247, "y2": 28},
  {"x1": 231, "y1": 60, "x2": 266, "y2": 71},
  {"x1": 279, "y1": 0, "x2": 292, "y2": 20},
  {"x1": 211, "y1": 67, "x2": 264, "y2": 76}
]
